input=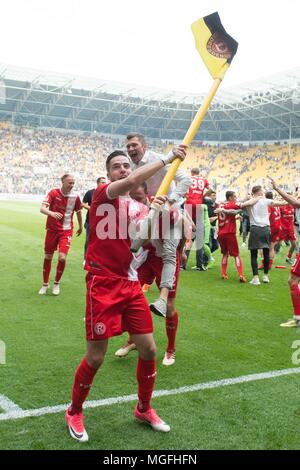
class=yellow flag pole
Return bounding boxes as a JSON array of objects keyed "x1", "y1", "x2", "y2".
[{"x1": 155, "y1": 71, "x2": 227, "y2": 197}]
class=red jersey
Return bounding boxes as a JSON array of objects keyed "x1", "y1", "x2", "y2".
[
  {"x1": 43, "y1": 188, "x2": 81, "y2": 231},
  {"x1": 280, "y1": 205, "x2": 295, "y2": 230},
  {"x1": 217, "y1": 201, "x2": 241, "y2": 235},
  {"x1": 85, "y1": 184, "x2": 149, "y2": 280},
  {"x1": 186, "y1": 176, "x2": 209, "y2": 205},
  {"x1": 268, "y1": 206, "x2": 281, "y2": 232}
]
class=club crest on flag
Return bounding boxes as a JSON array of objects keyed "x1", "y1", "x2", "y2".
[
  {"x1": 191, "y1": 11, "x2": 238, "y2": 79},
  {"x1": 207, "y1": 32, "x2": 233, "y2": 59}
]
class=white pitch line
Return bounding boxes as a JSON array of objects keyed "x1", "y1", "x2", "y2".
[
  {"x1": 0, "y1": 366, "x2": 300, "y2": 422},
  {"x1": 0, "y1": 395, "x2": 23, "y2": 413}
]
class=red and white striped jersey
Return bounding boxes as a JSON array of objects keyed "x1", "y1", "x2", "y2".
[{"x1": 43, "y1": 188, "x2": 81, "y2": 231}]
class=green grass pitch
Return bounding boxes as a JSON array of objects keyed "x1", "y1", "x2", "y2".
[{"x1": 0, "y1": 200, "x2": 300, "y2": 450}]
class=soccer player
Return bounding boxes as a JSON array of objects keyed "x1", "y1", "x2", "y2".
[
  {"x1": 127, "y1": 133, "x2": 191, "y2": 318},
  {"x1": 214, "y1": 191, "x2": 246, "y2": 282},
  {"x1": 185, "y1": 167, "x2": 212, "y2": 223},
  {"x1": 82, "y1": 176, "x2": 106, "y2": 259},
  {"x1": 258, "y1": 191, "x2": 287, "y2": 270},
  {"x1": 269, "y1": 178, "x2": 300, "y2": 328},
  {"x1": 280, "y1": 202, "x2": 296, "y2": 264},
  {"x1": 126, "y1": 131, "x2": 189, "y2": 321},
  {"x1": 39, "y1": 174, "x2": 82, "y2": 296},
  {"x1": 65, "y1": 149, "x2": 186, "y2": 442}
]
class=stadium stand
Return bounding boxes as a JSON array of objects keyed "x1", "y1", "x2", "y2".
[{"x1": 0, "y1": 65, "x2": 299, "y2": 196}]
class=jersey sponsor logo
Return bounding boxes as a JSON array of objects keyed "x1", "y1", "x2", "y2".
[{"x1": 94, "y1": 322, "x2": 106, "y2": 336}]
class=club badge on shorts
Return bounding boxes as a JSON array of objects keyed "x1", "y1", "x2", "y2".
[{"x1": 94, "y1": 322, "x2": 106, "y2": 336}]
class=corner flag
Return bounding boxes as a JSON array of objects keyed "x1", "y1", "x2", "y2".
[
  {"x1": 191, "y1": 12, "x2": 238, "y2": 80},
  {"x1": 155, "y1": 12, "x2": 238, "y2": 196}
]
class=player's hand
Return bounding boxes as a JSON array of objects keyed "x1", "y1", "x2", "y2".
[
  {"x1": 76, "y1": 227, "x2": 83, "y2": 236},
  {"x1": 162, "y1": 144, "x2": 188, "y2": 165},
  {"x1": 171, "y1": 144, "x2": 188, "y2": 161},
  {"x1": 214, "y1": 207, "x2": 223, "y2": 214},
  {"x1": 50, "y1": 211, "x2": 63, "y2": 219},
  {"x1": 268, "y1": 176, "x2": 277, "y2": 189},
  {"x1": 150, "y1": 195, "x2": 168, "y2": 211}
]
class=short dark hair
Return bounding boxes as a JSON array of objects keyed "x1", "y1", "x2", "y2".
[
  {"x1": 106, "y1": 150, "x2": 130, "y2": 171},
  {"x1": 191, "y1": 168, "x2": 200, "y2": 175},
  {"x1": 252, "y1": 185, "x2": 262, "y2": 194},
  {"x1": 126, "y1": 133, "x2": 146, "y2": 145},
  {"x1": 96, "y1": 176, "x2": 106, "y2": 184},
  {"x1": 226, "y1": 190, "x2": 235, "y2": 200},
  {"x1": 265, "y1": 191, "x2": 273, "y2": 199},
  {"x1": 61, "y1": 174, "x2": 73, "y2": 182}
]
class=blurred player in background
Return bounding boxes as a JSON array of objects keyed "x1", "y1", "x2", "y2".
[
  {"x1": 269, "y1": 178, "x2": 300, "y2": 328},
  {"x1": 82, "y1": 176, "x2": 106, "y2": 259},
  {"x1": 279, "y1": 201, "x2": 296, "y2": 264},
  {"x1": 214, "y1": 190, "x2": 246, "y2": 283},
  {"x1": 39, "y1": 174, "x2": 82, "y2": 296}
]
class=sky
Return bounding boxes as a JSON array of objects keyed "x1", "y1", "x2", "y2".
[{"x1": 1, "y1": 0, "x2": 300, "y2": 94}]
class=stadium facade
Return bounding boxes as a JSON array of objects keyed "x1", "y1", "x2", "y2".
[{"x1": 0, "y1": 64, "x2": 299, "y2": 143}]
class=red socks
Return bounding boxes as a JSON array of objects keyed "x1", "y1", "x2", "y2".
[
  {"x1": 222, "y1": 255, "x2": 228, "y2": 276},
  {"x1": 55, "y1": 260, "x2": 66, "y2": 283},
  {"x1": 166, "y1": 311, "x2": 178, "y2": 353},
  {"x1": 70, "y1": 357, "x2": 98, "y2": 415},
  {"x1": 137, "y1": 358, "x2": 156, "y2": 412},
  {"x1": 269, "y1": 259, "x2": 273, "y2": 269},
  {"x1": 290, "y1": 284, "x2": 300, "y2": 317},
  {"x1": 43, "y1": 258, "x2": 52, "y2": 284},
  {"x1": 235, "y1": 256, "x2": 244, "y2": 277}
]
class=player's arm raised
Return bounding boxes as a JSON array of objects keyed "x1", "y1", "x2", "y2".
[
  {"x1": 107, "y1": 149, "x2": 186, "y2": 200},
  {"x1": 269, "y1": 177, "x2": 300, "y2": 208},
  {"x1": 240, "y1": 196, "x2": 263, "y2": 208}
]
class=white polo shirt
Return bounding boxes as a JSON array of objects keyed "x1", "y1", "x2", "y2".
[
  {"x1": 247, "y1": 198, "x2": 273, "y2": 227},
  {"x1": 132, "y1": 150, "x2": 192, "y2": 201}
]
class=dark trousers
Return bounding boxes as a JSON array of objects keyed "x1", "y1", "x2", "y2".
[{"x1": 251, "y1": 248, "x2": 270, "y2": 275}]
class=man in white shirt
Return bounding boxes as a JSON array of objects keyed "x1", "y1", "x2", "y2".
[
  {"x1": 126, "y1": 133, "x2": 191, "y2": 203},
  {"x1": 246, "y1": 185, "x2": 284, "y2": 285},
  {"x1": 114, "y1": 133, "x2": 191, "y2": 366}
]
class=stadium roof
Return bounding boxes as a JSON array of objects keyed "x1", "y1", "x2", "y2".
[{"x1": 0, "y1": 64, "x2": 299, "y2": 142}]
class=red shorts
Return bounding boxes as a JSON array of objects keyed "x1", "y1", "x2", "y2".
[
  {"x1": 85, "y1": 273, "x2": 153, "y2": 341},
  {"x1": 270, "y1": 228, "x2": 282, "y2": 243},
  {"x1": 280, "y1": 227, "x2": 296, "y2": 242},
  {"x1": 291, "y1": 253, "x2": 300, "y2": 278},
  {"x1": 137, "y1": 250, "x2": 180, "y2": 299},
  {"x1": 218, "y1": 234, "x2": 239, "y2": 257},
  {"x1": 44, "y1": 229, "x2": 73, "y2": 254}
]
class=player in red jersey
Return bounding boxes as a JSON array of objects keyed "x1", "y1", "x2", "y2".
[
  {"x1": 185, "y1": 168, "x2": 212, "y2": 223},
  {"x1": 39, "y1": 174, "x2": 82, "y2": 296},
  {"x1": 214, "y1": 191, "x2": 246, "y2": 282},
  {"x1": 280, "y1": 203, "x2": 296, "y2": 264},
  {"x1": 65, "y1": 149, "x2": 186, "y2": 442},
  {"x1": 269, "y1": 178, "x2": 300, "y2": 328},
  {"x1": 258, "y1": 191, "x2": 287, "y2": 270}
]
